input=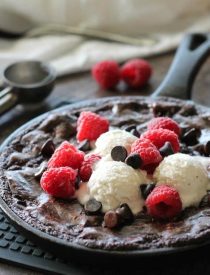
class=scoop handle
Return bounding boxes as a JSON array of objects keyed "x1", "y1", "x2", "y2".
[
  {"x1": 152, "y1": 33, "x2": 210, "y2": 99},
  {"x1": 0, "y1": 87, "x2": 18, "y2": 116}
]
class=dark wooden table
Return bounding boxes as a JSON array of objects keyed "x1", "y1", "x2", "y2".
[
  {"x1": 1, "y1": 51, "x2": 210, "y2": 145},
  {"x1": 1, "y1": 52, "x2": 210, "y2": 274}
]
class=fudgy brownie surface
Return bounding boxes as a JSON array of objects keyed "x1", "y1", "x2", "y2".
[{"x1": 1, "y1": 96, "x2": 210, "y2": 251}]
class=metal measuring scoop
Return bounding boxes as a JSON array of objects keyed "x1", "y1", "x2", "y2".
[{"x1": 0, "y1": 61, "x2": 56, "y2": 116}]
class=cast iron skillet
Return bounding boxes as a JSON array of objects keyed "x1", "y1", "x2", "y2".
[{"x1": 1, "y1": 33, "x2": 210, "y2": 261}]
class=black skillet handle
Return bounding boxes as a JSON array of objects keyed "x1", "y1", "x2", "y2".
[{"x1": 152, "y1": 33, "x2": 210, "y2": 99}]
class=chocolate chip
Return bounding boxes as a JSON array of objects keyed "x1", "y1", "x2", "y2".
[
  {"x1": 111, "y1": 146, "x2": 128, "y2": 162},
  {"x1": 104, "y1": 211, "x2": 120, "y2": 228},
  {"x1": 204, "y1": 141, "x2": 210, "y2": 156},
  {"x1": 130, "y1": 129, "x2": 140, "y2": 138},
  {"x1": 140, "y1": 183, "x2": 155, "y2": 200},
  {"x1": 159, "y1": 142, "x2": 174, "y2": 157},
  {"x1": 17, "y1": 200, "x2": 27, "y2": 207},
  {"x1": 125, "y1": 153, "x2": 142, "y2": 169},
  {"x1": 123, "y1": 124, "x2": 140, "y2": 137},
  {"x1": 181, "y1": 128, "x2": 201, "y2": 146},
  {"x1": 77, "y1": 139, "x2": 91, "y2": 152},
  {"x1": 116, "y1": 203, "x2": 134, "y2": 224},
  {"x1": 84, "y1": 199, "x2": 102, "y2": 215},
  {"x1": 41, "y1": 139, "x2": 55, "y2": 157},
  {"x1": 178, "y1": 104, "x2": 197, "y2": 116},
  {"x1": 34, "y1": 161, "x2": 48, "y2": 179},
  {"x1": 124, "y1": 125, "x2": 136, "y2": 132}
]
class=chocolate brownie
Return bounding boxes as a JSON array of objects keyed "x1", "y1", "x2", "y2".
[{"x1": 1, "y1": 96, "x2": 210, "y2": 251}]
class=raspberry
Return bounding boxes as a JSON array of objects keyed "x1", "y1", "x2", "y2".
[
  {"x1": 40, "y1": 167, "x2": 77, "y2": 198},
  {"x1": 48, "y1": 141, "x2": 84, "y2": 169},
  {"x1": 77, "y1": 111, "x2": 109, "y2": 142},
  {"x1": 92, "y1": 60, "x2": 120, "y2": 89},
  {"x1": 131, "y1": 138, "x2": 162, "y2": 173},
  {"x1": 79, "y1": 154, "x2": 101, "y2": 182},
  {"x1": 120, "y1": 59, "x2": 152, "y2": 88},
  {"x1": 145, "y1": 185, "x2": 182, "y2": 219},
  {"x1": 141, "y1": 129, "x2": 180, "y2": 153},
  {"x1": 147, "y1": 117, "x2": 181, "y2": 136}
]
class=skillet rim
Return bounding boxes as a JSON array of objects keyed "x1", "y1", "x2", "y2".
[{"x1": 1, "y1": 95, "x2": 210, "y2": 259}]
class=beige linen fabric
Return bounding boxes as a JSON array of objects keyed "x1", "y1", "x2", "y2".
[{"x1": 0, "y1": 0, "x2": 209, "y2": 76}]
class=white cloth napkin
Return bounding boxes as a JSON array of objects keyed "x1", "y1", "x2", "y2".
[{"x1": 0, "y1": 0, "x2": 209, "y2": 77}]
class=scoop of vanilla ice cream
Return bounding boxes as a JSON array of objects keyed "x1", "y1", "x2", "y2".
[
  {"x1": 88, "y1": 160, "x2": 148, "y2": 214},
  {"x1": 95, "y1": 129, "x2": 137, "y2": 158},
  {"x1": 154, "y1": 153, "x2": 209, "y2": 209},
  {"x1": 193, "y1": 156, "x2": 210, "y2": 172}
]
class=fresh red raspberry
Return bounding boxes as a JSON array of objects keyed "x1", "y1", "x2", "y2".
[
  {"x1": 77, "y1": 111, "x2": 109, "y2": 142},
  {"x1": 145, "y1": 185, "x2": 182, "y2": 219},
  {"x1": 147, "y1": 117, "x2": 180, "y2": 136},
  {"x1": 48, "y1": 141, "x2": 84, "y2": 169},
  {"x1": 120, "y1": 59, "x2": 152, "y2": 88},
  {"x1": 40, "y1": 167, "x2": 77, "y2": 198},
  {"x1": 131, "y1": 138, "x2": 162, "y2": 173},
  {"x1": 141, "y1": 129, "x2": 180, "y2": 153},
  {"x1": 92, "y1": 60, "x2": 120, "y2": 89},
  {"x1": 79, "y1": 154, "x2": 101, "y2": 182}
]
